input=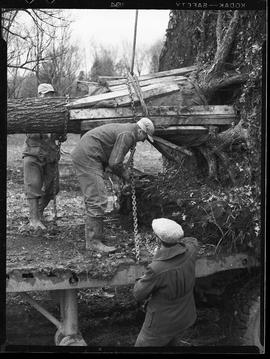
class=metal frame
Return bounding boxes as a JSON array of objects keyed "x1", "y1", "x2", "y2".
[
  {"x1": 6, "y1": 253, "x2": 259, "y2": 346},
  {"x1": 20, "y1": 290, "x2": 86, "y2": 346}
]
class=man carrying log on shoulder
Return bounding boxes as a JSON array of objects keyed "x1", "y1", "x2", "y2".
[
  {"x1": 71, "y1": 117, "x2": 155, "y2": 253},
  {"x1": 23, "y1": 83, "x2": 66, "y2": 230}
]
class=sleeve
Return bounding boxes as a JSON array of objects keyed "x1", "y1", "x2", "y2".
[
  {"x1": 108, "y1": 132, "x2": 134, "y2": 174},
  {"x1": 133, "y1": 265, "x2": 158, "y2": 303}
]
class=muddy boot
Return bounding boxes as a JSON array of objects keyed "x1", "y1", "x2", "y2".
[
  {"x1": 85, "y1": 217, "x2": 116, "y2": 253},
  {"x1": 28, "y1": 198, "x2": 46, "y2": 230}
]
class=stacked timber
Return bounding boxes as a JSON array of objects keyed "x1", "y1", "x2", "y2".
[{"x1": 7, "y1": 66, "x2": 237, "y2": 155}]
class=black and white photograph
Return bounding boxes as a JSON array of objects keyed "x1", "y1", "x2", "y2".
[{"x1": 1, "y1": 0, "x2": 267, "y2": 353}]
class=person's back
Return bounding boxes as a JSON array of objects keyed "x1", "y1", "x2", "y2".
[
  {"x1": 133, "y1": 218, "x2": 198, "y2": 347},
  {"x1": 71, "y1": 118, "x2": 155, "y2": 254},
  {"x1": 71, "y1": 123, "x2": 137, "y2": 169}
]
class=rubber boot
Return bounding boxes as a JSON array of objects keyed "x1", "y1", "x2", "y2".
[
  {"x1": 28, "y1": 198, "x2": 46, "y2": 230},
  {"x1": 85, "y1": 217, "x2": 116, "y2": 253}
]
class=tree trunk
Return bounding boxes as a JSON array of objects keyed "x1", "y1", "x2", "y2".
[{"x1": 7, "y1": 97, "x2": 81, "y2": 134}]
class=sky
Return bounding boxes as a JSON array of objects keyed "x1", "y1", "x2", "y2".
[
  {"x1": 69, "y1": 9, "x2": 170, "y2": 48},
  {"x1": 68, "y1": 9, "x2": 170, "y2": 73}
]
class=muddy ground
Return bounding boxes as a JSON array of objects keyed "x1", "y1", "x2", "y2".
[
  {"x1": 6, "y1": 286, "x2": 231, "y2": 348},
  {"x1": 5, "y1": 134, "x2": 250, "y2": 351}
]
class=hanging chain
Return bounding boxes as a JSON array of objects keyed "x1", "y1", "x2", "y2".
[
  {"x1": 52, "y1": 95, "x2": 69, "y2": 222},
  {"x1": 130, "y1": 146, "x2": 140, "y2": 262},
  {"x1": 126, "y1": 74, "x2": 140, "y2": 262}
]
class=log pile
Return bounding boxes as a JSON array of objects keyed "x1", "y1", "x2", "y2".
[{"x1": 7, "y1": 66, "x2": 237, "y2": 159}]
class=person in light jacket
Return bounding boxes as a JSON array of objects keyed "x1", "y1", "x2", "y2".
[{"x1": 133, "y1": 218, "x2": 198, "y2": 347}]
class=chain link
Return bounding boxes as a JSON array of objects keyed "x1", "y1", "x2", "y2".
[
  {"x1": 126, "y1": 74, "x2": 140, "y2": 262},
  {"x1": 130, "y1": 147, "x2": 140, "y2": 261}
]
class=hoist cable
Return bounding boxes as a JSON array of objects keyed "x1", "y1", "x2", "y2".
[{"x1": 130, "y1": 10, "x2": 139, "y2": 76}]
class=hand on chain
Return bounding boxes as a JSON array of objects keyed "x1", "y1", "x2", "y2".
[
  {"x1": 122, "y1": 168, "x2": 131, "y2": 182},
  {"x1": 58, "y1": 134, "x2": 67, "y2": 143}
]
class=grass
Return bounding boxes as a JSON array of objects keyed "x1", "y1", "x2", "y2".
[{"x1": 7, "y1": 134, "x2": 163, "y2": 174}]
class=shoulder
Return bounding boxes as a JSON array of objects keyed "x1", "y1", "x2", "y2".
[{"x1": 181, "y1": 237, "x2": 199, "y2": 256}]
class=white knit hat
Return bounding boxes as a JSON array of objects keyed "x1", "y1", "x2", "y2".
[
  {"x1": 152, "y1": 218, "x2": 184, "y2": 244},
  {"x1": 38, "y1": 83, "x2": 55, "y2": 95},
  {"x1": 137, "y1": 117, "x2": 155, "y2": 142}
]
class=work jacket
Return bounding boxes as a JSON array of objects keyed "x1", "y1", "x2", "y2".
[
  {"x1": 71, "y1": 123, "x2": 137, "y2": 175},
  {"x1": 22, "y1": 133, "x2": 60, "y2": 163},
  {"x1": 133, "y1": 237, "x2": 198, "y2": 337}
]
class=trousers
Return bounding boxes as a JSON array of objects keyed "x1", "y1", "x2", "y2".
[
  {"x1": 23, "y1": 155, "x2": 59, "y2": 200},
  {"x1": 72, "y1": 158, "x2": 108, "y2": 217},
  {"x1": 135, "y1": 329, "x2": 181, "y2": 347}
]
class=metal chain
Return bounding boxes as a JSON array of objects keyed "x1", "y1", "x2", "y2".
[
  {"x1": 52, "y1": 95, "x2": 69, "y2": 222},
  {"x1": 130, "y1": 147, "x2": 140, "y2": 262},
  {"x1": 126, "y1": 74, "x2": 140, "y2": 262}
]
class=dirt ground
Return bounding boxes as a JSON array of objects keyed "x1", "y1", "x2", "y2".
[
  {"x1": 4, "y1": 134, "x2": 247, "y2": 351},
  {"x1": 5, "y1": 286, "x2": 230, "y2": 348}
]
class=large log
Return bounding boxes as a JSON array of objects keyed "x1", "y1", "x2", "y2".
[
  {"x1": 7, "y1": 96, "x2": 236, "y2": 134},
  {"x1": 7, "y1": 97, "x2": 81, "y2": 134}
]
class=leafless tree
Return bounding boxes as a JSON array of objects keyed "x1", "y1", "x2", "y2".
[
  {"x1": 2, "y1": 9, "x2": 71, "y2": 97},
  {"x1": 39, "y1": 26, "x2": 81, "y2": 95}
]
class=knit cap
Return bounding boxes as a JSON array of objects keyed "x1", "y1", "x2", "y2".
[{"x1": 152, "y1": 218, "x2": 184, "y2": 244}]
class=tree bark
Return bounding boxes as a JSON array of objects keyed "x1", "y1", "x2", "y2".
[
  {"x1": 208, "y1": 11, "x2": 240, "y2": 77},
  {"x1": 7, "y1": 97, "x2": 81, "y2": 134}
]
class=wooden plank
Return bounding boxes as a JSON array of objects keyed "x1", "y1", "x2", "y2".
[
  {"x1": 98, "y1": 75, "x2": 125, "y2": 82},
  {"x1": 80, "y1": 115, "x2": 235, "y2": 132},
  {"x1": 153, "y1": 136, "x2": 193, "y2": 156},
  {"x1": 70, "y1": 105, "x2": 236, "y2": 120},
  {"x1": 108, "y1": 75, "x2": 188, "y2": 92},
  {"x1": 103, "y1": 66, "x2": 197, "y2": 86},
  {"x1": 155, "y1": 126, "x2": 208, "y2": 135},
  {"x1": 67, "y1": 83, "x2": 180, "y2": 109},
  {"x1": 115, "y1": 83, "x2": 180, "y2": 107}
]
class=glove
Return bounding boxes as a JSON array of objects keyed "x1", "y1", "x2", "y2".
[
  {"x1": 122, "y1": 168, "x2": 131, "y2": 182},
  {"x1": 58, "y1": 134, "x2": 67, "y2": 143}
]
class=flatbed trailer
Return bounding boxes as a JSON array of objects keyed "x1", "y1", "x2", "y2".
[{"x1": 6, "y1": 227, "x2": 259, "y2": 346}]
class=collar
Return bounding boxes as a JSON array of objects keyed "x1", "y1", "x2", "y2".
[{"x1": 153, "y1": 243, "x2": 187, "y2": 261}]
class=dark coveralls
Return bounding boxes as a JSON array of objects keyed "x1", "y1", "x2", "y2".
[
  {"x1": 71, "y1": 123, "x2": 137, "y2": 218},
  {"x1": 23, "y1": 134, "x2": 60, "y2": 202},
  {"x1": 133, "y1": 237, "x2": 198, "y2": 347}
]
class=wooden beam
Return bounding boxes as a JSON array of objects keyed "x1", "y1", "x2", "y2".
[
  {"x1": 101, "y1": 66, "x2": 197, "y2": 86},
  {"x1": 70, "y1": 105, "x2": 236, "y2": 120},
  {"x1": 108, "y1": 75, "x2": 188, "y2": 92},
  {"x1": 154, "y1": 126, "x2": 208, "y2": 135},
  {"x1": 80, "y1": 115, "x2": 234, "y2": 132},
  {"x1": 153, "y1": 136, "x2": 193, "y2": 156},
  {"x1": 67, "y1": 83, "x2": 180, "y2": 109}
]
